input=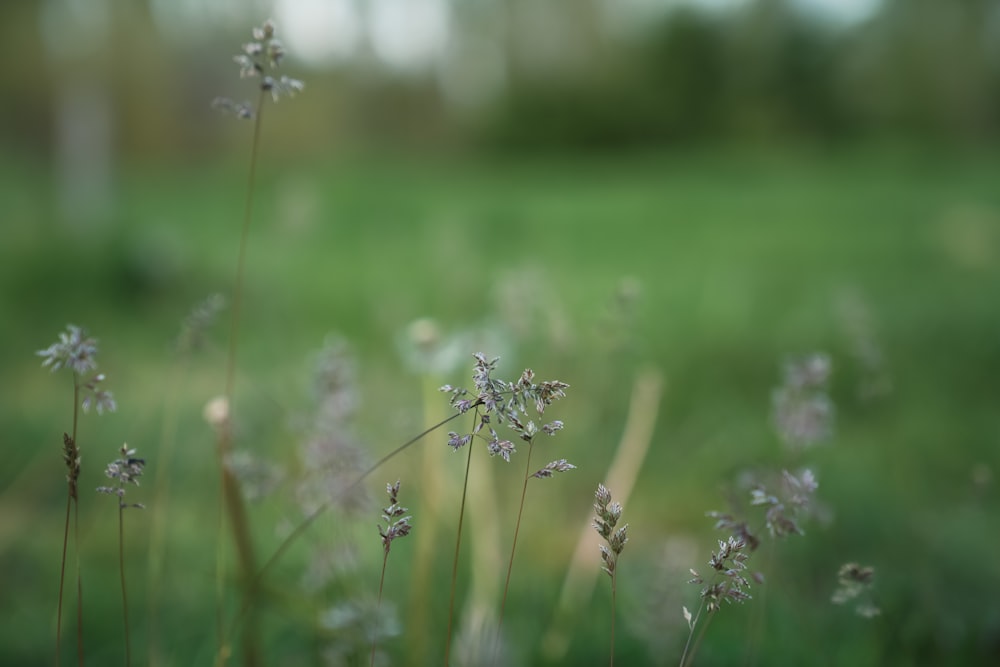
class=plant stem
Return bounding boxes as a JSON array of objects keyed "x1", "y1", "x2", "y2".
[
  {"x1": 609, "y1": 570, "x2": 617, "y2": 667},
  {"x1": 57, "y1": 382, "x2": 82, "y2": 664},
  {"x1": 75, "y1": 499, "x2": 83, "y2": 667},
  {"x1": 119, "y1": 503, "x2": 131, "y2": 667},
  {"x1": 68, "y1": 378, "x2": 83, "y2": 667},
  {"x1": 445, "y1": 416, "x2": 476, "y2": 666},
  {"x1": 679, "y1": 603, "x2": 713, "y2": 667},
  {"x1": 224, "y1": 95, "x2": 265, "y2": 416},
  {"x1": 217, "y1": 87, "x2": 267, "y2": 667},
  {"x1": 494, "y1": 439, "x2": 535, "y2": 663},
  {"x1": 371, "y1": 553, "x2": 389, "y2": 667},
  {"x1": 56, "y1": 494, "x2": 70, "y2": 667}
]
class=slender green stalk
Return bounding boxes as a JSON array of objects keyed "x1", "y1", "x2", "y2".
[
  {"x1": 371, "y1": 552, "x2": 390, "y2": 667},
  {"x1": 56, "y1": 384, "x2": 81, "y2": 666},
  {"x1": 118, "y1": 504, "x2": 131, "y2": 667},
  {"x1": 75, "y1": 502, "x2": 83, "y2": 667},
  {"x1": 56, "y1": 493, "x2": 70, "y2": 667},
  {"x1": 679, "y1": 603, "x2": 713, "y2": 667},
  {"x1": 224, "y1": 92, "x2": 264, "y2": 410},
  {"x1": 54, "y1": 494, "x2": 82, "y2": 667},
  {"x1": 494, "y1": 440, "x2": 535, "y2": 663},
  {"x1": 216, "y1": 87, "x2": 266, "y2": 667},
  {"x1": 445, "y1": 416, "x2": 477, "y2": 666},
  {"x1": 609, "y1": 568, "x2": 617, "y2": 667},
  {"x1": 56, "y1": 379, "x2": 84, "y2": 667}
]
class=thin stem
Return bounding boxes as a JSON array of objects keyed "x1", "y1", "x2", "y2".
[
  {"x1": 119, "y1": 503, "x2": 131, "y2": 667},
  {"x1": 445, "y1": 415, "x2": 477, "y2": 667},
  {"x1": 56, "y1": 494, "x2": 70, "y2": 667},
  {"x1": 224, "y1": 93, "x2": 265, "y2": 415},
  {"x1": 609, "y1": 571, "x2": 617, "y2": 667},
  {"x1": 494, "y1": 439, "x2": 535, "y2": 663},
  {"x1": 679, "y1": 602, "x2": 713, "y2": 667},
  {"x1": 71, "y1": 378, "x2": 83, "y2": 667},
  {"x1": 687, "y1": 611, "x2": 714, "y2": 667},
  {"x1": 75, "y1": 500, "x2": 83, "y2": 667},
  {"x1": 371, "y1": 553, "x2": 389, "y2": 667},
  {"x1": 57, "y1": 381, "x2": 83, "y2": 664},
  {"x1": 217, "y1": 87, "x2": 267, "y2": 667}
]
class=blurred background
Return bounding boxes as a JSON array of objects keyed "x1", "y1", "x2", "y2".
[{"x1": 2, "y1": 0, "x2": 1000, "y2": 665}]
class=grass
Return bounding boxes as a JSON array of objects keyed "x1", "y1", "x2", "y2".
[{"x1": 2, "y1": 144, "x2": 1000, "y2": 665}]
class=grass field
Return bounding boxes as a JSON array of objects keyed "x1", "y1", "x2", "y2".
[{"x1": 2, "y1": 146, "x2": 999, "y2": 665}]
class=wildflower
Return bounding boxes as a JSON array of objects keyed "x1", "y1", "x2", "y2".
[
  {"x1": 38, "y1": 325, "x2": 116, "y2": 414},
  {"x1": 97, "y1": 444, "x2": 146, "y2": 508},
  {"x1": 214, "y1": 19, "x2": 304, "y2": 119}
]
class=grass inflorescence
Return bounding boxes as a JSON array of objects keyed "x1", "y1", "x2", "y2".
[
  {"x1": 20, "y1": 17, "x2": 924, "y2": 667},
  {"x1": 38, "y1": 325, "x2": 117, "y2": 666}
]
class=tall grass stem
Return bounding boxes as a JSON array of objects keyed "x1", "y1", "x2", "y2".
[
  {"x1": 494, "y1": 440, "x2": 534, "y2": 663},
  {"x1": 216, "y1": 87, "x2": 267, "y2": 667},
  {"x1": 445, "y1": 416, "x2": 476, "y2": 666}
]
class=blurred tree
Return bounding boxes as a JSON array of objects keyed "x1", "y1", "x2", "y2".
[
  {"x1": 724, "y1": 0, "x2": 848, "y2": 140},
  {"x1": 2, "y1": 0, "x2": 999, "y2": 160},
  {"x1": 840, "y1": 0, "x2": 1000, "y2": 140},
  {"x1": 639, "y1": 7, "x2": 728, "y2": 141}
]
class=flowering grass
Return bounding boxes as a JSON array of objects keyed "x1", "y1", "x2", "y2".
[
  {"x1": 4, "y1": 97, "x2": 1000, "y2": 665},
  {"x1": 37, "y1": 325, "x2": 116, "y2": 666}
]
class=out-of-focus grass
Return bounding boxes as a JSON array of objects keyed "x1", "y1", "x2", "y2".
[{"x1": 2, "y1": 147, "x2": 999, "y2": 665}]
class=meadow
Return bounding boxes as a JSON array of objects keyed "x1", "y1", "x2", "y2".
[{"x1": 2, "y1": 142, "x2": 999, "y2": 666}]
